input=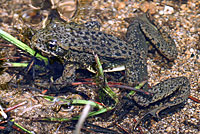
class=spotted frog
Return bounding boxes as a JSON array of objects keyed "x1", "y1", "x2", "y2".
[{"x1": 31, "y1": 13, "x2": 190, "y2": 125}]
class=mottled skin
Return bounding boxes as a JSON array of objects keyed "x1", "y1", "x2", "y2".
[{"x1": 31, "y1": 13, "x2": 190, "y2": 124}]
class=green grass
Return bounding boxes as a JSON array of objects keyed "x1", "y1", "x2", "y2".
[{"x1": 0, "y1": 29, "x2": 48, "y2": 65}]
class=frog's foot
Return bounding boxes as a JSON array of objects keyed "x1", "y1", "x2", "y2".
[
  {"x1": 134, "y1": 105, "x2": 169, "y2": 129},
  {"x1": 134, "y1": 105, "x2": 165, "y2": 130},
  {"x1": 134, "y1": 77, "x2": 190, "y2": 129},
  {"x1": 134, "y1": 99, "x2": 185, "y2": 130},
  {"x1": 53, "y1": 64, "x2": 77, "y2": 89},
  {"x1": 134, "y1": 111, "x2": 153, "y2": 130}
]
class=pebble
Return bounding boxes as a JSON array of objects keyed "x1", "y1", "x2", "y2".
[
  {"x1": 163, "y1": 5, "x2": 174, "y2": 14},
  {"x1": 190, "y1": 27, "x2": 196, "y2": 32},
  {"x1": 139, "y1": 1, "x2": 157, "y2": 14},
  {"x1": 114, "y1": 1, "x2": 126, "y2": 11},
  {"x1": 166, "y1": 126, "x2": 173, "y2": 132},
  {"x1": 190, "y1": 48, "x2": 195, "y2": 53}
]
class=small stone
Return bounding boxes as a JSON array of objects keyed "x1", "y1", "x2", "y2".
[
  {"x1": 159, "y1": 10, "x2": 164, "y2": 15},
  {"x1": 108, "y1": 20, "x2": 114, "y2": 25},
  {"x1": 139, "y1": 1, "x2": 150, "y2": 12},
  {"x1": 190, "y1": 27, "x2": 196, "y2": 32},
  {"x1": 163, "y1": 5, "x2": 174, "y2": 14},
  {"x1": 180, "y1": 4, "x2": 187, "y2": 9},
  {"x1": 190, "y1": 48, "x2": 195, "y2": 53},
  {"x1": 139, "y1": 1, "x2": 156, "y2": 14},
  {"x1": 114, "y1": 2, "x2": 126, "y2": 11},
  {"x1": 166, "y1": 126, "x2": 172, "y2": 132}
]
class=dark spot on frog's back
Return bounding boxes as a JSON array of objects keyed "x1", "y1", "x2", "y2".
[
  {"x1": 119, "y1": 42, "x2": 124, "y2": 46},
  {"x1": 84, "y1": 31, "x2": 89, "y2": 34},
  {"x1": 115, "y1": 52, "x2": 121, "y2": 57},
  {"x1": 82, "y1": 36, "x2": 89, "y2": 40},
  {"x1": 78, "y1": 31, "x2": 84, "y2": 35},
  {"x1": 106, "y1": 48, "x2": 111, "y2": 52},
  {"x1": 108, "y1": 38, "x2": 117, "y2": 43},
  {"x1": 100, "y1": 43, "x2": 106, "y2": 47},
  {"x1": 91, "y1": 35, "x2": 97, "y2": 41},
  {"x1": 97, "y1": 32, "x2": 103, "y2": 36},
  {"x1": 95, "y1": 46, "x2": 101, "y2": 51},
  {"x1": 101, "y1": 50, "x2": 106, "y2": 54},
  {"x1": 91, "y1": 31, "x2": 96, "y2": 35},
  {"x1": 106, "y1": 34, "x2": 113, "y2": 38},
  {"x1": 72, "y1": 43, "x2": 78, "y2": 47},
  {"x1": 85, "y1": 41, "x2": 90, "y2": 45},
  {"x1": 114, "y1": 45, "x2": 119, "y2": 49},
  {"x1": 70, "y1": 38, "x2": 75, "y2": 42},
  {"x1": 121, "y1": 50, "x2": 127, "y2": 54}
]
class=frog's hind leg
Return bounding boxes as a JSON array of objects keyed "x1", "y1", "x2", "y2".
[
  {"x1": 124, "y1": 17, "x2": 149, "y2": 86},
  {"x1": 138, "y1": 13, "x2": 178, "y2": 62},
  {"x1": 151, "y1": 76, "x2": 190, "y2": 106},
  {"x1": 134, "y1": 76, "x2": 190, "y2": 129},
  {"x1": 125, "y1": 60, "x2": 148, "y2": 87}
]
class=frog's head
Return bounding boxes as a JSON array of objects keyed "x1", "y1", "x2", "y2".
[{"x1": 31, "y1": 33, "x2": 68, "y2": 57}]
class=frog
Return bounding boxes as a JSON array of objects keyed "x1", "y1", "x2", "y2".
[{"x1": 31, "y1": 13, "x2": 190, "y2": 128}]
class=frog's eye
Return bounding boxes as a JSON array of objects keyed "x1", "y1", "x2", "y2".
[{"x1": 46, "y1": 39, "x2": 58, "y2": 51}]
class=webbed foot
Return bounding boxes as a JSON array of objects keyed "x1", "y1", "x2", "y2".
[
  {"x1": 134, "y1": 112, "x2": 152, "y2": 130},
  {"x1": 134, "y1": 107, "x2": 163, "y2": 130},
  {"x1": 53, "y1": 64, "x2": 77, "y2": 89}
]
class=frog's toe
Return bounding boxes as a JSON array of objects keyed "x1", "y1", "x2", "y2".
[
  {"x1": 147, "y1": 108, "x2": 162, "y2": 119},
  {"x1": 134, "y1": 108, "x2": 162, "y2": 129},
  {"x1": 134, "y1": 112, "x2": 153, "y2": 130}
]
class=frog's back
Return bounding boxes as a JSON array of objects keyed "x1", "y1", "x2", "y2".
[{"x1": 33, "y1": 21, "x2": 135, "y2": 59}]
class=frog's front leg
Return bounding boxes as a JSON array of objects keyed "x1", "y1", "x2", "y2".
[
  {"x1": 134, "y1": 76, "x2": 190, "y2": 128},
  {"x1": 54, "y1": 64, "x2": 77, "y2": 89}
]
